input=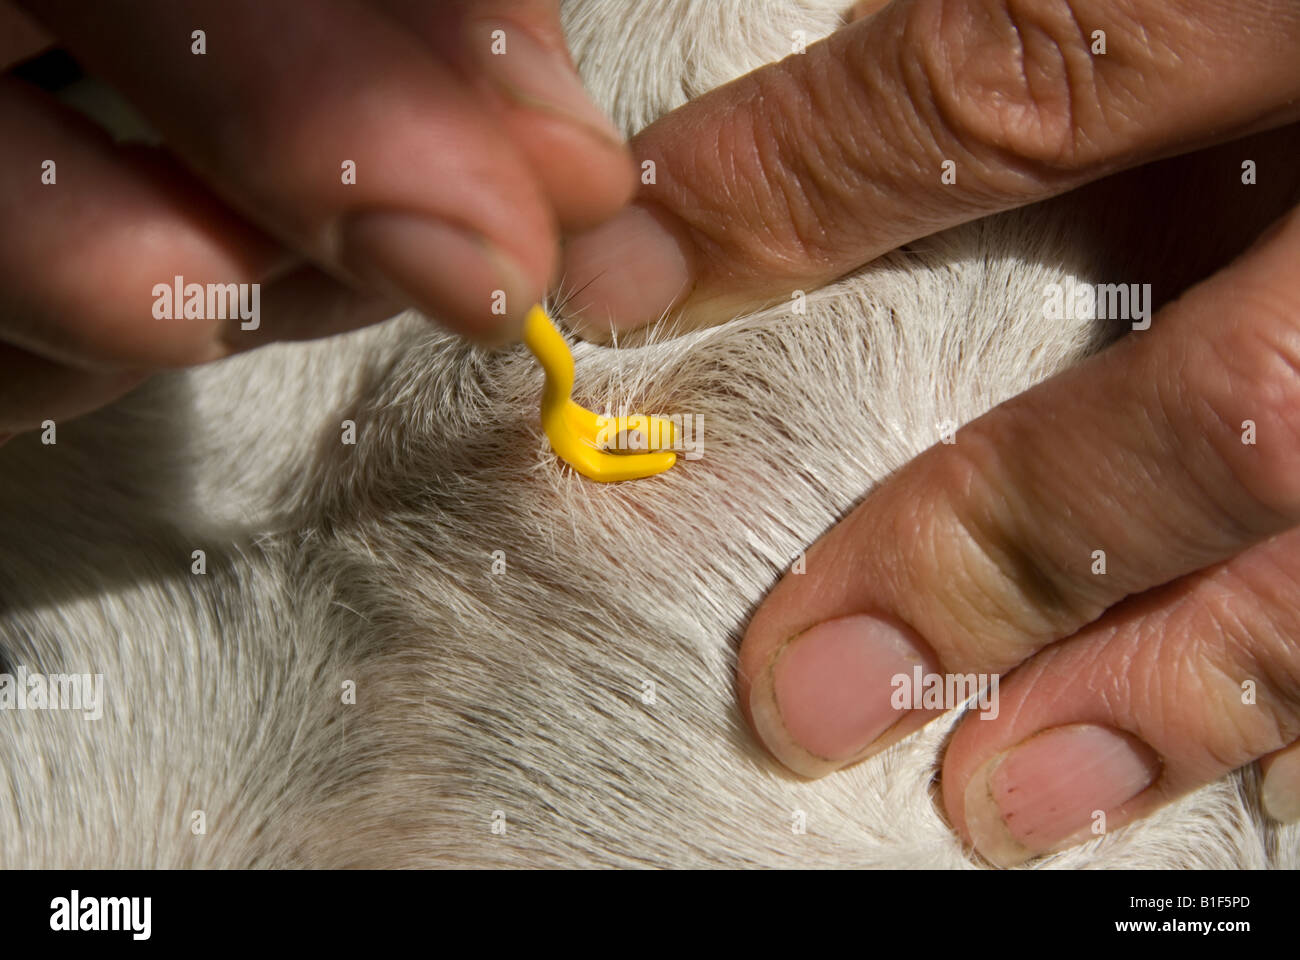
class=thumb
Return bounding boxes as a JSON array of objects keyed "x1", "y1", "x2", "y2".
[{"x1": 559, "y1": 0, "x2": 1300, "y2": 336}]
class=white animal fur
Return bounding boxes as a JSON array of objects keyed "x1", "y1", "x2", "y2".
[{"x1": 0, "y1": 0, "x2": 1293, "y2": 868}]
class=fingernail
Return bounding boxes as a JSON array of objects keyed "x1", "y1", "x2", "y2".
[
  {"x1": 963, "y1": 724, "x2": 1161, "y2": 868},
  {"x1": 561, "y1": 203, "x2": 694, "y2": 336},
  {"x1": 1262, "y1": 748, "x2": 1300, "y2": 823},
  {"x1": 341, "y1": 212, "x2": 536, "y2": 341},
  {"x1": 751, "y1": 614, "x2": 929, "y2": 778},
  {"x1": 472, "y1": 20, "x2": 624, "y2": 149}
]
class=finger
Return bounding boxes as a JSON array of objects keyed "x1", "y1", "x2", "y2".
[
  {"x1": 0, "y1": 262, "x2": 396, "y2": 435},
  {"x1": 0, "y1": 271, "x2": 393, "y2": 439},
  {"x1": 1, "y1": 74, "x2": 399, "y2": 368},
  {"x1": 0, "y1": 75, "x2": 287, "y2": 369},
  {"x1": 560, "y1": 0, "x2": 1300, "y2": 335},
  {"x1": 0, "y1": 341, "x2": 147, "y2": 434},
  {"x1": 1261, "y1": 739, "x2": 1300, "y2": 824},
  {"x1": 16, "y1": 0, "x2": 559, "y2": 341},
  {"x1": 737, "y1": 201, "x2": 1300, "y2": 779},
  {"x1": 372, "y1": 0, "x2": 635, "y2": 230},
  {"x1": 941, "y1": 526, "x2": 1300, "y2": 866}
]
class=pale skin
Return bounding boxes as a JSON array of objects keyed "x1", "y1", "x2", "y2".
[{"x1": 3, "y1": 0, "x2": 1299, "y2": 864}]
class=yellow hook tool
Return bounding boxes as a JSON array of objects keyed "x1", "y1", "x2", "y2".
[{"x1": 523, "y1": 304, "x2": 677, "y2": 482}]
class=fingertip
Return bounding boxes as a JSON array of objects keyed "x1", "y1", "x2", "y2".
[
  {"x1": 1261, "y1": 742, "x2": 1300, "y2": 823},
  {"x1": 741, "y1": 611, "x2": 938, "y2": 779},
  {"x1": 958, "y1": 725, "x2": 1161, "y2": 868}
]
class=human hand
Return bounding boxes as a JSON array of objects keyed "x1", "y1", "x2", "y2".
[
  {"x1": 559, "y1": 0, "x2": 1300, "y2": 864},
  {"x1": 0, "y1": 0, "x2": 633, "y2": 436}
]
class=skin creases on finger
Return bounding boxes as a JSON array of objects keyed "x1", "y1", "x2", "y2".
[
  {"x1": 561, "y1": 0, "x2": 1300, "y2": 335},
  {"x1": 941, "y1": 526, "x2": 1300, "y2": 866},
  {"x1": 737, "y1": 199, "x2": 1300, "y2": 783}
]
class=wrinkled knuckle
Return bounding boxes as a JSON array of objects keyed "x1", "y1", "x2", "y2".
[
  {"x1": 1236, "y1": 561, "x2": 1300, "y2": 720},
  {"x1": 735, "y1": 63, "x2": 858, "y2": 273},
  {"x1": 910, "y1": 0, "x2": 1105, "y2": 175},
  {"x1": 1197, "y1": 604, "x2": 1300, "y2": 757},
  {"x1": 912, "y1": 431, "x2": 1100, "y2": 656},
  {"x1": 1184, "y1": 298, "x2": 1300, "y2": 524}
]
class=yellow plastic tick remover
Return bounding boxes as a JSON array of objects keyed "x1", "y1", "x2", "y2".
[{"x1": 523, "y1": 304, "x2": 677, "y2": 483}]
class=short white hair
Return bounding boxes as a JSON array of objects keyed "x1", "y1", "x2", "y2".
[{"x1": 0, "y1": 0, "x2": 1290, "y2": 868}]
